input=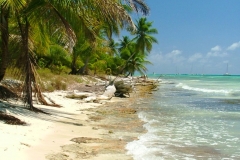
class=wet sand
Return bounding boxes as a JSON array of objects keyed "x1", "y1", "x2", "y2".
[{"x1": 44, "y1": 85, "x2": 153, "y2": 160}]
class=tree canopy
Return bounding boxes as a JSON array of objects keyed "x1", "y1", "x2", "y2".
[{"x1": 0, "y1": 0, "x2": 158, "y2": 109}]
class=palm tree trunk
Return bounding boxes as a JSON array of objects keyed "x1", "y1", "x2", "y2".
[
  {"x1": 0, "y1": 6, "x2": 9, "y2": 81},
  {"x1": 23, "y1": 19, "x2": 34, "y2": 110},
  {"x1": 17, "y1": 15, "x2": 34, "y2": 110},
  {"x1": 70, "y1": 51, "x2": 78, "y2": 74},
  {"x1": 17, "y1": 16, "x2": 59, "y2": 110},
  {"x1": 119, "y1": 51, "x2": 136, "y2": 75},
  {"x1": 77, "y1": 57, "x2": 90, "y2": 75}
]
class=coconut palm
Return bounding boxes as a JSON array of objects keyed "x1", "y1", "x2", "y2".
[
  {"x1": 122, "y1": 0, "x2": 149, "y2": 15},
  {"x1": 116, "y1": 17, "x2": 158, "y2": 76},
  {"x1": 108, "y1": 39, "x2": 119, "y2": 57},
  {"x1": 119, "y1": 38, "x2": 152, "y2": 76},
  {"x1": 133, "y1": 17, "x2": 158, "y2": 55},
  {"x1": 125, "y1": 53, "x2": 152, "y2": 76},
  {"x1": 0, "y1": 4, "x2": 9, "y2": 81},
  {"x1": 118, "y1": 36, "x2": 137, "y2": 75},
  {"x1": 0, "y1": 0, "x2": 26, "y2": 81},
  {"x1": 0, "y1": 0, "x2": 79, "y2": 109},
  {"x1": 0, "y1": 0, "x2": 150, "y2": 110},
  {"x1": 12, "y1": 0, "x2": 135, "y2": 109}
]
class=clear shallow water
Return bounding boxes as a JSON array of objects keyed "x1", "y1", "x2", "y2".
[{"x1": 127, "y1": 74, "x2": 240, "y2": 160}]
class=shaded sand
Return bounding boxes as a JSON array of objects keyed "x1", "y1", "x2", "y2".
[{"x1": 0, "y1": 84, "x2": 155, "y2": 160}]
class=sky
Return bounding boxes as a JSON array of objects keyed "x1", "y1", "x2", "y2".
[{"x1": 139, "y1": 0, "x2": 240, "y2": 75}]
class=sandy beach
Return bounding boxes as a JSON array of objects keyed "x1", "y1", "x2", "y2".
[{"x1": 0, "y1": 83, "x2": 153, "y2": 160}]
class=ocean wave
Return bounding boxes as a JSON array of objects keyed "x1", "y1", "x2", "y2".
[
  {"x1": 126, "y1": 132, "x2": 167, "y2": 160},
  {"x1": 175, "y1": 83, "x2": 238, "y2": 95},
  {"x1": 159, "y1": 80, "x2": 175, "y2": 84}
]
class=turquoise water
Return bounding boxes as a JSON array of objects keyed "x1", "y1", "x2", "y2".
[{"x1": 127, "y1": 75, "x2": 240, "y2": 160}]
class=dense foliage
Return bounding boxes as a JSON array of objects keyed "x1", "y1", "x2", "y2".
[{"x1": 0, "y1": 0, "x2": 157, "y2": 109}]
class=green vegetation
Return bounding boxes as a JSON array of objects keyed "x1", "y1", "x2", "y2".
[{"x1": 0, "y1": 0, "x2": 158, "y2": 110}]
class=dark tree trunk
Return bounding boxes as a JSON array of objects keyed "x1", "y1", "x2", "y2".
[
  {"x1": 17, "y1": 17, "x2": 60, "y2": 110},
  {"x1": 69, "y1": 66, "x2": 77, "y2": 74},
  {"x1": 70, "y1": 54, "x2": 78, "y2": 74},
  {"x1": 0, "y1": 6, "x2": 9, "y2": 81},
  {"x1": 23, "y1": 19, "x2": 34, "y2": 110},
  {"x1": 126, "y1": 72, "x2": 131, "y2": 77},
  {"x1": 77, "y1": 57, "x2": 90, "y2": 75},
  {"x1": 17, "y1": 16, "x2": 34, "y2": 110},
  {"x1": 119, "y1": 51, "x2": 136, "y2": 75}
]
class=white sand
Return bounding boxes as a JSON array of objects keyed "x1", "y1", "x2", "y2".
[
  {"x1": 0, "y1": 76, "x2": 152, "y2": 160},
  {"x1": 0, "y1": 91, "x2": 113, "y2": 160}
]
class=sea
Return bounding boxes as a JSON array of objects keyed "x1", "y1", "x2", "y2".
[{"x1": 126, "y1": 74, "x2": 240, "y2": 160}]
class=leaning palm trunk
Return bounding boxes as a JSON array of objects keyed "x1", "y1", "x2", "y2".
[
  {"x1": 77, "y1": 56, "x2": 90, "y2": 75},
  {"x1": 108, "y1": 51, "x2": 137, "y2": 86},
  {"x1": 18, "y1": 17, "x2": 34, "y2": 110},
  {"x1": 0, "y1": 5, "x2": 9, "y2": 81},
  {"x1": 17, "y1": 17, "x2": 58, "y2": 110},
  {"x1": 120, "y1": 51, "x2": 136, "y2": 75}
]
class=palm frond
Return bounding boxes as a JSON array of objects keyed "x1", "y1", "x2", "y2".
[
  {"x1": 122, "y1": 0, "x2": 149, "y2": 15},
  {"x1": 0, "y1": 0, "x2": 26, "y2": 12}
]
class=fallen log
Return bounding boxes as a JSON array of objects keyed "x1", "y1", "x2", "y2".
[{"x1": 114, "y1": 81, "x2": 133, "y2": 97}]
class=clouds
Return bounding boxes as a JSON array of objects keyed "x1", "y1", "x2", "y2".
[
  {"x1": 166, "y1": 50, "x2": 182, "y2": 58},
  {"x1": 158, "y1": 44, "x2": 230, "y2": 63},
  {"x1": 188, "y1": 53, "x2": 203, "y2": 62},
  {"x1": 149, "y1": 50, "x2": 182, "y2": 62},
  {"x1": 147, "y1": 40, "x2": 240, "y2": 74},
  {"x1": 207, "y1": 45, "x2": 228, "y2": 57},
  {"x1": 206, "y1": 41, "x2": 240, "y2": 58},
  {"x1": 211, "y1": 45, "x2": 222, "y2": 52},
  {"x1": 227, "y1": 41, "x2": 240, "y2": 50},
  {"x1": 207, "y1": 51, "x2": 228, "y2": 57}
]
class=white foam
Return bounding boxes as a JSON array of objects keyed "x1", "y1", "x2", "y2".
[
  {"x1": 138, "y1": 111, "x2": 149, "y2": 122},
  {"x1": 159, "y1": 80, "x2": 175, "y2": 84},
  {"x1": 126, "y1": 139, "x2": 165, "y2": 160},
  {"x1": 176, "y1": 83, "x2": 230, "y2": 94}
]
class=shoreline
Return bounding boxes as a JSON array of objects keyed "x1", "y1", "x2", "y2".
[{"x1": 0, "y1": 82, "x2": 156, "y2": 160}]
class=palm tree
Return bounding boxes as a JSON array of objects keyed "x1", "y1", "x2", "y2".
[
  {"x1": 16, "y1": 0, "x2": 136, "y2": 109},
  {"x1": 118, "y1": 17, "x2": 158, "y2": 76},
  {"x1": 0, "y1": 0, "x2": 150, "y2": 110},
  {"x1": 119, "y1": 36, "x2": 133, "y2": 52},
  {"x1": 0, "y1": 3, "x2": 9, "y2": 81},
  {"x1": 118, "y1": 37, "x2": 152, "y2": 76},
  {"x1": 133, "y1": 17, "x2": 158, "y2": 55},
  {"x1": 0, "y1": 0, "x2": 25, "y2": 81},
  {"x1": 125, "y1": 53, "x2": 152, "y2": 76},
  {"x1": 118, "y1": 36, "x2": 137, "y2": 75},
  {"x1": 115, "y1": 17, "x2": 158, "y2": 77},
  {"x1": 122, "y1": 0, "x2": 149, "y2": 15},
  {"x1": 0, "y1": 0, "x2": 78, "y2": 109},
  {"x1": 108, "y1": 39, "x2": 119, "y2": 57}
]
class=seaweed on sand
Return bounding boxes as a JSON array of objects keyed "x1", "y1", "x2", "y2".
[
  {"x1": 0, "y1": 111, "x2": 26, "y2": 125},
  {"x1": 0, "y1": 85, "x2": 18, "y2": 100}
]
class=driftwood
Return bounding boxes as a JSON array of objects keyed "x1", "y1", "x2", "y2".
[
  {"x1": 66, "y1": 76, "x2": 160, "y2": 102},
  {"x1": 66, "y1": 85, "x2": 116, "y2": 103},
  {"x1": 66, "y1": 91, "x2": 93, "y2": 99},
  {"x1": 83, "y1": 85, "x2": 116, "y2": 102},
  {"x1": 114, "y1": 81, "x2": 133, "y2": 97}
]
